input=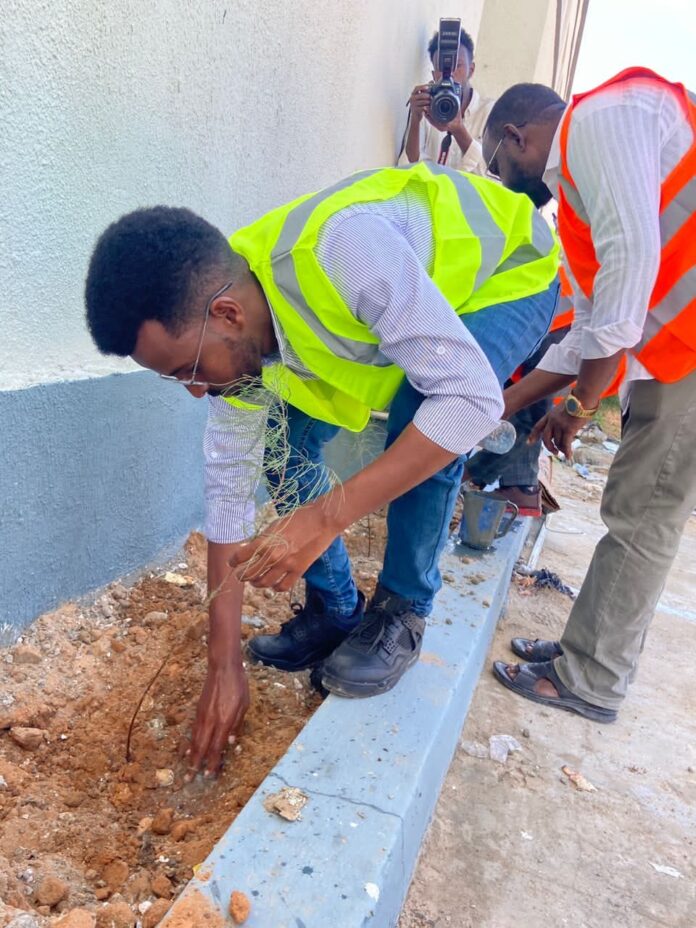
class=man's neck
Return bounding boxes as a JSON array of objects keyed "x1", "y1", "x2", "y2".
[{"x1": 242, "y1": 273, "x2": 278, "y2": 356}]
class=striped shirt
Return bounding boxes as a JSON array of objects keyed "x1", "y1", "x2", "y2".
[
  {"x1": 205, "y1": 187, "x2": 503, "y2": 543},
  {"x1": 539, "y1": 80, "x2": 693, "y2": 397}
]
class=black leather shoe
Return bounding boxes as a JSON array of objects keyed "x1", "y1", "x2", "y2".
[
  {"x1": 246, "y1": 590, "x2": 365, "y2": 672},
  {"x1": 321, "y1": 585, "x2": 425, "y2": 698}
]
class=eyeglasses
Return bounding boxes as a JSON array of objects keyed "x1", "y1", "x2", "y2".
[
  {"x1": 159, "y1": 280, "x2": 235, "y2": 387},
  {"x1": 485, "y1": 122, "x2": 527, "y2": 179},
  {"x1": 485, "y1": 136, "x2": 504, "y2": 179}
]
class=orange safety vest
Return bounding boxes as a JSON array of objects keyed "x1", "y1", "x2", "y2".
[
  {"x1": 557, "y1": 67, "x2": 696, "y2": 383},
  {"x1": 551, "y1": 265, "x2": 575, "y2": 332}
]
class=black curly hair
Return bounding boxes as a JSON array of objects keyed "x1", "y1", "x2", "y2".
[
  {"x1": 427, "y1": 26, "x2": 475, "y2": 64},
  {"x1": 85, "y1": 206, "x2": 243, "y2": 356}
]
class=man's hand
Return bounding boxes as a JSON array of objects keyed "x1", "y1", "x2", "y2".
[
  {"x1": 426, "y1": 103, "x2": 464, "y2": 136},
  {"x1": 408, "y1": 84, "x2": 432, "y2": 124},
  {"x1": 230, "y1": 424, "x2": 459, "y2": 593},
  {"x1": 228, "y1": 499, "x2": 342, "y2": 592},
  {"x1": 529, "y1": 405, "x2": 586, "y2": 460},
  {"x1": 188, "y1": 541, "x2": 248, "y2": 780},
  {"x1": 186, "y1": 661, "x2": 249, "y2": 779}
]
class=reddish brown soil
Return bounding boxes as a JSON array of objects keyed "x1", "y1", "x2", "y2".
[{"x1": 0, "y1": 522, "x2": 385, "y2": 926}]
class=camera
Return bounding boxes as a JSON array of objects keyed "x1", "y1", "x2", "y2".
[{"x1": 429, "y1": 18, "x2": 462, "y2": 124}]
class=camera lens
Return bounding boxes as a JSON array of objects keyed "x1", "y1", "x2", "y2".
[{"x1": 432, "y1": 93, "x2": 459, "y2": 123}]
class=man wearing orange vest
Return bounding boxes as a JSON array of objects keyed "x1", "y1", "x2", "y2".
[
  {"x1": 464, "y1": 269, "x2": 574, "y2": 516},
  {"x1": 481, "y1": 68, "x2": 696, "y2": 722}
]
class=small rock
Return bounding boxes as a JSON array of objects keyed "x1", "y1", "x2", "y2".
[
  {"x1": 154, "y1": 768, "x2": 174, "y2": 788},
  {"x1": 102, "y1": 860, "x2": 129, "y2": 893},
  {"x1": 521, "y1": 727, "x2": 530, "y2": 739},
  {"x1": 580, "y1": 423, "x2": 607, "y2": 444},
  {"x1": 141, "y1": 899, "x2": 170, "y2": 928},
  {"x1": 162, "y1": 571, "x2": 194, "y2": 587},
  {"x1": 133, "y1": 628, "x2": 148, "y2": 645},
  {"x1": 229, "y1": 889, "x2": 251, "y2": 924},
  {"x1": 9, "y1": 727, "x2": 47, "y2": 751},
  {"x1": 460, "y1": 740, "x2": 488, "y2": 759},
  {"x1": 242, "y1": 616, "x2": 266, "y2": 629},
  {"x1": 136, "y1": 816, "x2": 153, "y2": 836},
  {"x1": 37, "y1": 906, "x2": 51, "y2": 916},
  {"x1": 573, "y1": 445, "x2": 615, "y2": 468},
  {"x1": 95, "y1": 897, "x2": 136, "y2": 928},
  {"x1": 0, "y1": 775, "x2": 8, "y2": 790},
  {"x1": 63, "y1": 789, "x2": 85, "y2": 808},
  {"x1": 95, "y1": 887, "x2": 111, "y2": 901},
  {"x1": 91, "y1": 635, "x2": 112, "y2": 657},
  {"x1": 111, "y1": 639, "x2": 127, "y2": 654},
  {"x1": 12, "y1": 646, "x2": 42, "y2": 665},
  {"x1": 127, "y1": 870, "x2": 151, "y2": 901},
  {"x1": 151, "y1": 807, "x2": 174, "y2": 835},
  {"x1": 143, "y1": 611, "x2": 168, "y2": 627},
  {"x1": 36, "y1": 873, "x2": 68, "y2": 907},
  {"x1": 185, "y1": 616, "x2": 208, "y2": 642},
  {"x1": 151, "y1": 872, "x2": 172, "y2": 899},
  {"x1": 262, "y1": 786, "x2": 308, "y2": 822},
  {"x1": 6, "y1": 915, "x2": 41, "y2": 928},
  {"x1": 489, "y1": 734, "x2": 522, "y2": 764},
  {"x1": 55, "y1": 909, "x2": 97, "y2": 928},
  {"x1": 110, "y1": 583, "x2": 128, "y2": 602},
  {"x1": 170, "y1": 819, "x2": 197, "y2": 842}
]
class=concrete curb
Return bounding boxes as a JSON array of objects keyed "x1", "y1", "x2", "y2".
[{"x1": 161, "y1": 521, "x2": 529, "y2": 928}]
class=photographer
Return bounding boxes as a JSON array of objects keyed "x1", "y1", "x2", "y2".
[{"x1": 399, "y1": 26, "x2": 494, "y2": 174}]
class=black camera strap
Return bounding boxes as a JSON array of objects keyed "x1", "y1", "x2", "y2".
[{"x1": 437, "y1": 132, "x2": 453, "y2": 165}]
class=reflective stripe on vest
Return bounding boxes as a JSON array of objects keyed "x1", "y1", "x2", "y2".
[
  {"x1": 229, "y1": 163, "x2": 559, "y2": 429},
  {"x1": 558, "y1": 67, "x2": 696, "y2": 383},
  {"x1": 550, "y1": 265, "x2": 575, "y2": 331}
]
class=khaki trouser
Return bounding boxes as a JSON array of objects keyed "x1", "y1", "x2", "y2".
[{"x1": 555, "y1": 368, "x2": 696, "y2": 710}]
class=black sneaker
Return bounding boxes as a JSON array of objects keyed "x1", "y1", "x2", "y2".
[
  {"x1": 246, "y1": 590, "x2": 365, "y2": 672},
  {"x1": 320, "y1": 585, "x2": 425, "y2": 699}
]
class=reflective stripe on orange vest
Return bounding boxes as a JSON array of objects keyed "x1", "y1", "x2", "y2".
[{"x1": 557, "y1": 67, "x2": 696, "y2": 383}]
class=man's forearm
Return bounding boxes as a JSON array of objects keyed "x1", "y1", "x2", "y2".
[
  {"x1": 504, "y1": 369, "x2": 576, "y2": 418},
  {"x1": 504, "y1": 350, "x2": 625, "y2": 418},
  {"x1": 207, "y1": 541, "x2": 245, "y2": 669},
  {"x1": 321, "y1": 423, "x2": 458, "y2": 532},
  {"x1": 573, "y1": 351, "x2": 625, "y2": 409},
  {"x1": 450, "y1": 123, "x2": 473, "y2": 155},
  {"x1": 405, "y1": 118, "x2": 422, "y2": 163}
]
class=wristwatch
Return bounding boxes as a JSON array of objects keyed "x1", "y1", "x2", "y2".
[{"x1": 564, "y1": 391, "x2": 599, "y2": 419}]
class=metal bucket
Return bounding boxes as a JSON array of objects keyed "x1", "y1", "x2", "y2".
[{"x1": 458, "y1": 490, "x2": 519, "y2": 551}]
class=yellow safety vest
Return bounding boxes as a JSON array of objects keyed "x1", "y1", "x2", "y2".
[{"x1": 228, "y1": 163, "x2": 559, "y2": 430}]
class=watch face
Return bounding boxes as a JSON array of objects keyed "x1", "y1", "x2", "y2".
[{"x1": 566, "y1": 395, "x2": 581, "y2": 415}]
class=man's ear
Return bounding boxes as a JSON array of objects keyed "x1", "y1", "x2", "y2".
[
  {"x1": 209, "y1": 295, "x2": 245, "y2": 330},
  {"x1": 504, "y1": 122, "x2": 526, "y2": 151},
  {"x1": 469, "y1": 59, "x2": 476, "y2": 79}
]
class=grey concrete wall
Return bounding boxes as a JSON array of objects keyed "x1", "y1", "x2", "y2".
[{"x1": 0, "y1": 374, "x2": 206, "y2": 631}]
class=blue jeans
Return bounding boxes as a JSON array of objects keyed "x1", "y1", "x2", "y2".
[{"x1": 265, "y1": 280, "x2": 559, "y2": 617}]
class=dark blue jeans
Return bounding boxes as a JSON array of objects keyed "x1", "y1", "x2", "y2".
[{"x1": 265, "y1": 280, "x2": 559, "y2": 617}]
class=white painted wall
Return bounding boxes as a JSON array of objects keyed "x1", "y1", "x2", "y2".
[
  {"x1": 1, "y1": 0, "x2": 485, "y2": 391},
  {"x1": 474, "y1": 0, "x2": 587, "y2": 102}
]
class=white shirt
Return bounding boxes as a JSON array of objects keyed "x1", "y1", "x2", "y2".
[
  {"x1": 538, "y1": 80, "x2": 693, "y2": 397},
  {"x1": 398, "y1": 88, "x2": 495, "y2": 175},
  {"x1": 204, "y1": 186, "x2": 503, "y2": 543}
]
